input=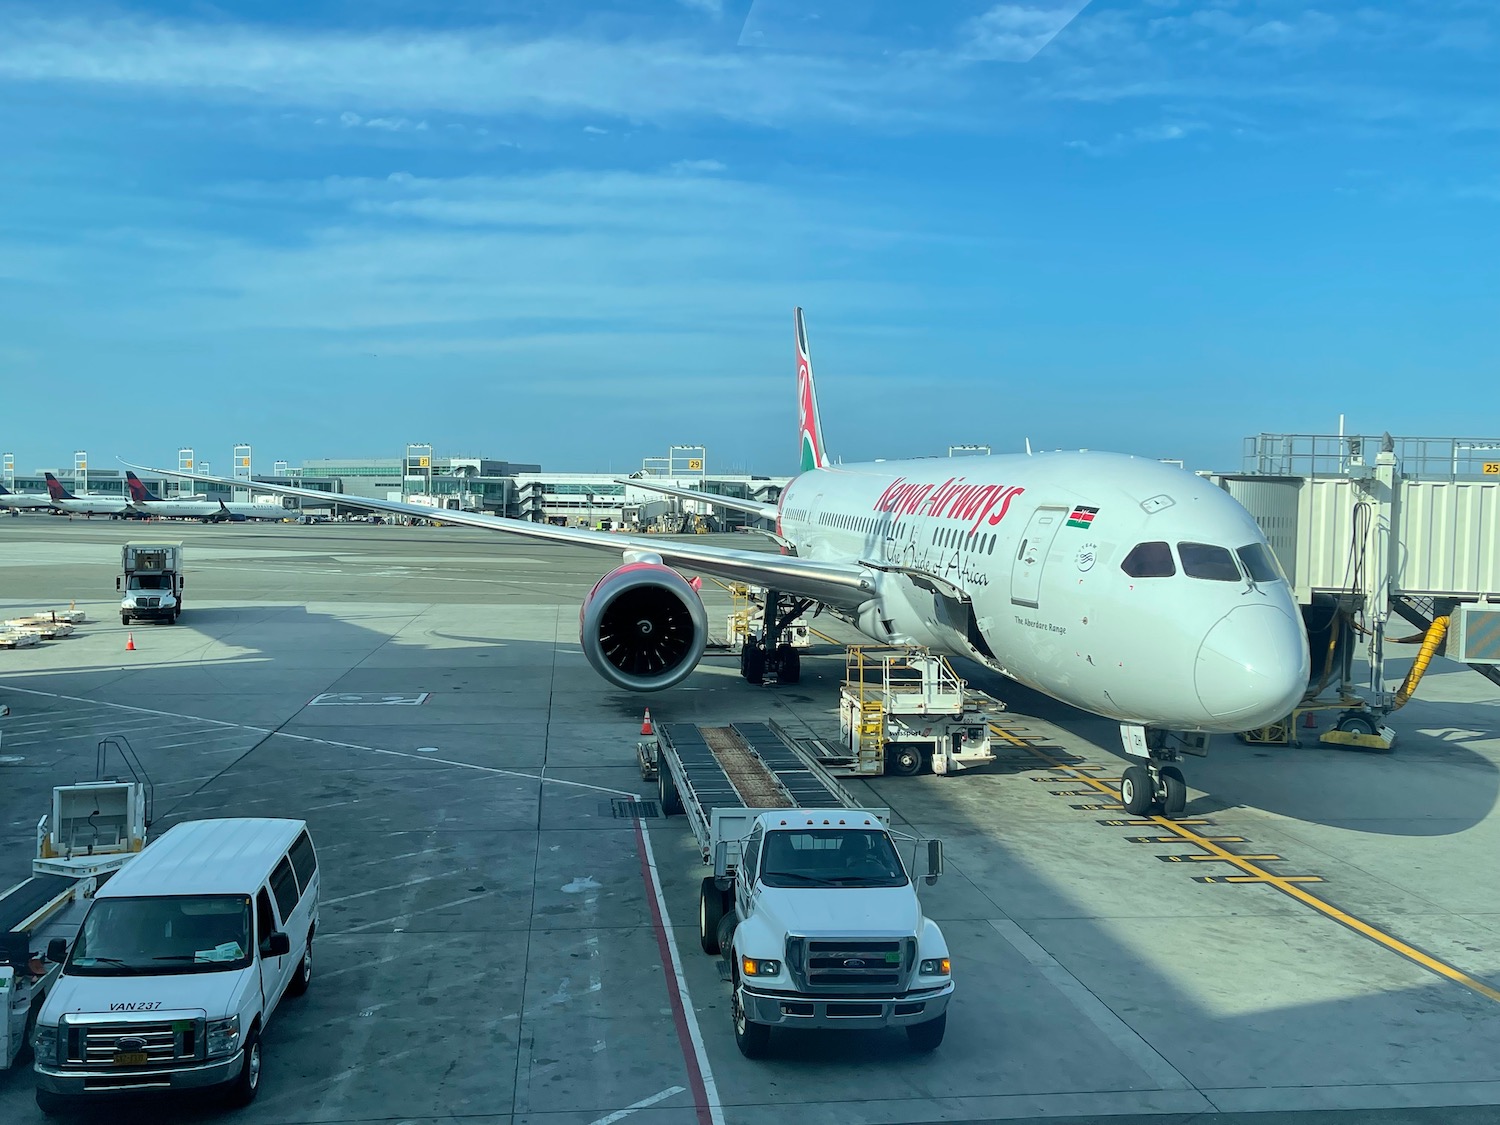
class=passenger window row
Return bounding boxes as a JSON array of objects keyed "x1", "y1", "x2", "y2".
[{"x1": 270, "y1": 830, "x2": 318, "y2": 922}]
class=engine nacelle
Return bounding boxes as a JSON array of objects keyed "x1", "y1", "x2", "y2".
[{"x1": 580, "y1": 562, "x2": 708, "y2": 691}]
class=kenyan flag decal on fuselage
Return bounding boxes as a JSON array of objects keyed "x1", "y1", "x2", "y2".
[{"x1": 1067, "y1": 505, "x2": 1099, "y2": 529}]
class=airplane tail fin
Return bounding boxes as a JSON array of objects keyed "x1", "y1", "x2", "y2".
[
  {"x1": 43, "y1": 473, "x2": 73, "y2": 500},
  {"x1": 794, "y1": 307, "x2": 831, "y2": 472},
  {"x1": 0, "y1": 484, "x2": 10, "y2": 496},
  {"x1": 124, "y1": 471, "x2": 160, "y2": 503}
]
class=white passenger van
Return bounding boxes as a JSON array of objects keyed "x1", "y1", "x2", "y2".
[{"x1": 32, "y1": 818, "x2": 319, "y2": 1114}]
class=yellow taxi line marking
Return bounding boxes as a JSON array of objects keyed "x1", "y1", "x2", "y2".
[
  {"x1": 808, "y1": 627, "x2": 843, "y2": 646},
  {"x1": 993, "y1": 723, "x2": 1500, "y2": 1006}
]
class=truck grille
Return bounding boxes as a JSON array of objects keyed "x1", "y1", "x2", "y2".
[
  {"x1": 138, "y1": 597, "x2": 161, "y2": 608},
  {"x1": 63, "y1": 1019, "x2": 202, "y2": 1066},
  {"x1": 785, "y1": 936, "x2": 915, "y2": 994}
]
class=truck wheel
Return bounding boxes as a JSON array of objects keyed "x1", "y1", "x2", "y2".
[
  {"x1": 658, "y1": 767, "x2": 683, "y2": 816},
  {"x1": 732, "y1": 987, "x2": 771, "y2": 1059},
  {"x1": 715, "y1": 911, "x2": 737, "y2": 957},
  {"x1": 227, "y1": 1029, "x2": 262, "y2": 1106},
  {"x1": 35, "y1": 1089, "x2": 67, "y2": 1117},
  {"x1": 121, "y1": 613, "x2": 130, "y2": 626},
  {"x1": 887, "y1": 745, "x2": 923, "y2": 777},
  {"x1": 906, "y1": 1011, "x2": 947, "y2": 1052},
  {"x1": 698, "y1": 878, "x2": 727, "y2": 954}
]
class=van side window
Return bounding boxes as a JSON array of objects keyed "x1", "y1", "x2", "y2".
[
  {"x1": 256, "y1": 889, "x2": 278, "y2": 954},
  {"x1": 289, "y1": 830, "x2": 318, "y2": 889},
  {"x1": 270, "y1": 857, "x2": 300, "y2": 919}
]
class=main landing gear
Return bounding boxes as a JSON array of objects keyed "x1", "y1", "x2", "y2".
[
  {"x1": 1118, "y1": 724, "x2": 1208, "y2": 818},
  {"x1": 739, "y1": 589, "x2": 813, "y2": 687}
]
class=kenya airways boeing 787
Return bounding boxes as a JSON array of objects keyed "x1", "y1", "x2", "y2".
[{"x1": 130, "y1": 309, "x2": 1308, "y2": 816}]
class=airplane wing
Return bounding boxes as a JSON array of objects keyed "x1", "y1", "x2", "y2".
[
  {"x1": 125, "y1": 463, "x2": 873, "y2": 608},
  {"x1": 615, "y1": 479, "x2": 779, "y2": 520}
]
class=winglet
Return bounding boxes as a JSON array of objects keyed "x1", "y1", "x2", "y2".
[
  {"x1": 43, "y1": 472, "x2": 73, "y2": 500},
  {"x1": 795, "y1": 307, "x2": 831, "y2": 473}
]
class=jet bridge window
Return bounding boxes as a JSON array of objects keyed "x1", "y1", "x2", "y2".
[
  {"x1": 1237, "y1": 543, "x2": 1284, "y2": 583},
  {"x1": 1178, "y1": 542, "x2": 1242, "y2": 582},
  {"x1": 1121, "y1": 541, "x2": 1176, "y2": 578}
]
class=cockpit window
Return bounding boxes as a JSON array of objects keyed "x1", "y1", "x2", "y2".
[
  {"x1": 1237, "y1": 543, "x2": 1284, "y2": 583},
  {"x1": 1120, "y1": 541, "x2": 1175, "y2": 578},
  {"x1": 1178, "y1": 542, "x2": 1241, "y2": 581}
]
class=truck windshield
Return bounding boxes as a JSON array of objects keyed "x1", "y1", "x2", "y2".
[
  {"x1": 759, "y1": 830, "x2": 908, "y2": 889},
  {"x1": 67, "y1": 895, "x2": 253, "y2": 976},
  {"x1": 127, "y1": 575, "x2": 168, "y2": 590}
]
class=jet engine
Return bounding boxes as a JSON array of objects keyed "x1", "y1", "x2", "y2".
[{"x1": 580, "y1": 561, "x2": 707, "y2": 691}]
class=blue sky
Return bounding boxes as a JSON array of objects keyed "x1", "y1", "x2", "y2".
[{"x1": 1, "y1": 0, "x2": 1496, "y2": 477}]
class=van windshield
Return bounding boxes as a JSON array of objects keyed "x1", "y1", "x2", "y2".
[
  {"x1": 67, "y1": 895, "x2": 253, "y2": 976},
  {"x1": 759, "y1": 829, "x2": 908, "y2": 889}
]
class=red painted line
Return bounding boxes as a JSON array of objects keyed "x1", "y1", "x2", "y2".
[{"x1": 632, "y1": 814, "x2": 714, "y2": 1125}]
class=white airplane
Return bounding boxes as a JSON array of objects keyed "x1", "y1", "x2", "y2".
[
  {"x1": 43, "y1": 473, "x2": 134, "y2": 518},
  {"x1": 0, "y1": 483, "x2": 55, "y2": 511},
  {"x1": 129, "y1": 308, "x2": 1309, "y2": 816},
  {"x1": 125, "y1": 472, "x2": 284, "y2": 522}
]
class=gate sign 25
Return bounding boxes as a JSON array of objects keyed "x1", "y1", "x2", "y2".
[{"x1": 1485, "y1": 462, "x2": 1500, "y2": 475}]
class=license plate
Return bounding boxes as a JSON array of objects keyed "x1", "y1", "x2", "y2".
[{"x1": 113, "y1": 1052, "x2": 149, "y2": 1066}]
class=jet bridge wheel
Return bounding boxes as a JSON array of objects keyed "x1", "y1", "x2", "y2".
[
  {"x1": 1119, "y1": 765, "x2": 1154, "y2": 816},
  {"x1": 1336, "y1": 712, "x2": 1379, "y2": 736}
]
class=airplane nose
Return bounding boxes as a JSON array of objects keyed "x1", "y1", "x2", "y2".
[{"x1": 1195, "y1": 605, "x2": 1309, "y2": 728}]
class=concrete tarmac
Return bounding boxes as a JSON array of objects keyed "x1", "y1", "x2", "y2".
[{"x1": 1, "y1": 516, "x2": 1497, "y2": 1125}]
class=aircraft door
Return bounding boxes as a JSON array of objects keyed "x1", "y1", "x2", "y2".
[{"x1": 1010, "y1": 506, "x2": 1068, "y2": 609}]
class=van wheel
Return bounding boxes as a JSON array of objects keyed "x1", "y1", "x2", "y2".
[
  {"x1": 288, "y1": 939, "x2": 312, "y2": 996},
  {"x1": 227, "y1": 1030, "x2": 262, "y2": 1106},
  {"x1": 35, "y1": 1089, "x2": 67, "y2": 1116}
]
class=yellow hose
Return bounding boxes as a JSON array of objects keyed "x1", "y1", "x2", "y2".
[{"x1": 1390, "y1": 616, "x2": 1449, "y2": 712}]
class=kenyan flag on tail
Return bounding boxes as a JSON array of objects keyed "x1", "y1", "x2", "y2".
[
  {"x1": 795, "y1": 307, "x2": 830, "y2": 472},
  {"x1": 1066, "y1": 505, "x2": 1099, "y2": 529}
]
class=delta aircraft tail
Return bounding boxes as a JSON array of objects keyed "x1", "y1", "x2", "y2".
[
  {"x1": 125, "y1": 471, "x2": 162, "y2": 503},
  {"x1": 795, "y1": 307, "x2": 831, "y2": 473},
  {"x1": 43, "y1": 473, "x2": 74, "y2": 500}
]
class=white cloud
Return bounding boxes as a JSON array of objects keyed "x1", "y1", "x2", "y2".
[
  {"x1": 676, "y1": 0, "x2": 723, "y2": 14},
  {"x1": 0, "y1": 13, "x2": 949, "y2": 127},
  {"x1": 670, "y1": 158, "x2": 727, "y2": 174},
  {"x1": 963, "y1": 2, "x2": 1095, "y2": 62},
  {"x1": 1066, "y1": 119, "x2": 1203, "y2": 155}
]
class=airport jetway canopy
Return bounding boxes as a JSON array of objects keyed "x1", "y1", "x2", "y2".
[{"x1": 1217, "y1": 434, "x2": 1500, "y2": 605}]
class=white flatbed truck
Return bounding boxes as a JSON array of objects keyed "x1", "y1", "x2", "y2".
[
  {"x1": 1, "y1": 782, "x2": 145, "y2": 1070},
  {"x1": 639, "y1": 721, "x2": 953, "y2": 1058}
]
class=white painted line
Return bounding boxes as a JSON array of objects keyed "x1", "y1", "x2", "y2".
[
  {"x1": 323, "y1": 875, "x2": 441, "y2": 906},
  {"x1": 0, "y1": 684, "x2": 266, "y2": 731},
  {"x1": 636, "y1": 819, "x2": 724, "y2": 1125},
  {"x1": 589, "y1": 1085, "x2": 687, "y2": 1125},
  {"x1": 988, "y1": 918, "x2": 1194, "y2": 1091},
  {"x1": 271, "y1": 731, "x2": 634, "y2": 797},
  {"x1": 318, "y1": 953, "x2": 403, "y2": 982},
  {"x1": 342, "y1": 890, "x2": 494, "y2": 934}
]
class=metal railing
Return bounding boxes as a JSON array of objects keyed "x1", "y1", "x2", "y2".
[{"x1": 1242, "y1": 434, "x2": 1500, "y2": 481}]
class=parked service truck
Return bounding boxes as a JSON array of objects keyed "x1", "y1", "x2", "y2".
[
  {"x1": 117, "y1": 542, "x2": 185, "y2": 626},
  {"x1": 641, "y1": 721, "x2": 953, "y2": 1058}
]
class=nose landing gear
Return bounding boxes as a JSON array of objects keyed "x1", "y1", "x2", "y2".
[{"x1": 1119, "y1": 725, "x2": 1206, "y2": 818}]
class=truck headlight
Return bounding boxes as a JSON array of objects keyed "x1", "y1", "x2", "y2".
[
  {"x1": 741, "y1": 957, "x2": 781, "y2": 978},
  {"x1": 206, "y1": 1015, "x2": 240, "y2": 1059},
  {"x1": 33, "y1": 1023, "x2": 59, "y2": 1064},
  {"x1": 919, "y1": 958, "x2": 951, "y2": 976}
]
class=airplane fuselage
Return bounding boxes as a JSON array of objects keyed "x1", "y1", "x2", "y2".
[{"x1": 777, "y1": 451, "x2": 1309, "y2": 734}]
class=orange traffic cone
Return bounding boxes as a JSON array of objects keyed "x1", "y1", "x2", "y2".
[
  {"x1": 1301, "y1": 710, "x2": 1316, "y2": 728},
  {"x1": 125, "y1": 632, "x2": 136, "y2": 652},
  {"x1": 640, "y1": 708, "x2": 654, "y2": 736}
]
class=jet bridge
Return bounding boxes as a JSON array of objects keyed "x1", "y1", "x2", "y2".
[{"x1": 1216, "y1": 433, "x2": 1500, "y2": 745}]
